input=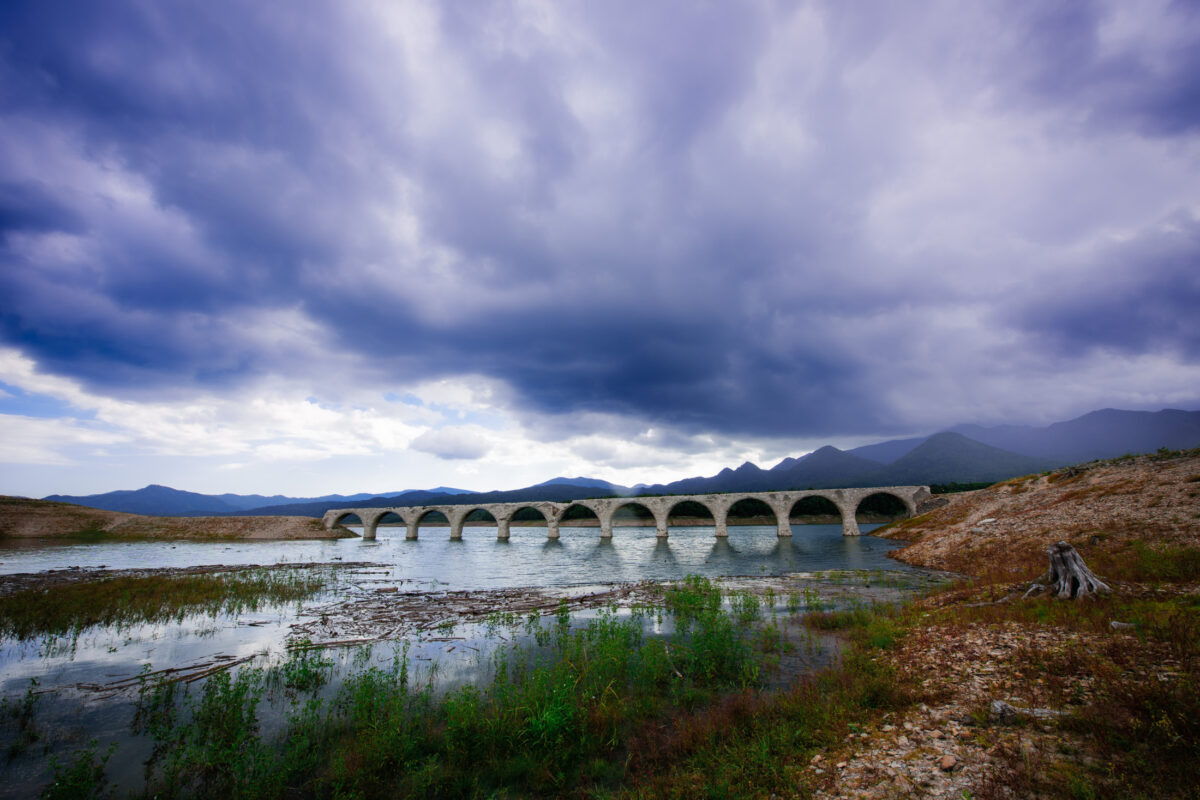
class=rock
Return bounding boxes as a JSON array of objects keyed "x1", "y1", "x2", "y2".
[
  {"x1": 1110, "y1": 620, "x2": 1135, "y2": 630},
  {"x1": 990, "y1": 700, "x2": 1019, "y2": 723},
  {"x1": 939, "y1": 754, "x2": 957, "y2": 771},
  {"x1": 811, "y1": 754, "x2": 823, "y2": 764}
]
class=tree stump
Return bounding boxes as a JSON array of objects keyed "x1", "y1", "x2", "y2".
[{"x1": 1024, "y1": 540, "x2": 1111, "y2": 600}]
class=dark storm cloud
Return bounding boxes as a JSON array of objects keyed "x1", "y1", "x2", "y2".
[
  {"x1": 1, "y1": 0, "x2": 1198, "y2": 439},
  {"x1": 1016, "y1": 215, "x2": 1200, "y2": 358},
  {"x1": 0, "y1": 180, "x2": 85, "y2": 238},
  {"x1": 1007, "y1": 0, "x2": 1200, "y2": 136}
]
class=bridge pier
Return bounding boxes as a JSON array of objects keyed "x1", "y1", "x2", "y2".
[
  {"x1": 360, "y1": 520, "x2": 377, "y2": 540},
  {"x1": 713, "y1": 507, "x2": 729, "y2": 538},
  {"x1": 497, "y1": 519, "x2": 511, "y2": 541},
  {"x1": 406, "y1": 520, "x2": 419, "y2": 540},
  {"x1": 547, "y1": 520, "x2": 559, "y2": 539},
  {"x1": 450, "y1": 520, "x2": 463, "y2": 541},
  {"x1": 600, "y1": 520, "x2": 612, "y2": 539},
  {"x1": 776, "y1": 518, "x2": 791, "y2": 537}
]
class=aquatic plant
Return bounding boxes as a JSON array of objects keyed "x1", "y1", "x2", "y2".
[
  {"x1": 0, "y1": 567, "x2": 332, "y2": 640},
  {"x1": 116, "y1": 576, "x2": 770, "y2": 797}
]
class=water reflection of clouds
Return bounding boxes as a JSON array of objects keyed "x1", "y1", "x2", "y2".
[
  {"x1": 1, "y1": 523, "x2": 911, "y2": 596},
  {"x1": 0, "y1": 523, "x2": 925, "y2": 799}
]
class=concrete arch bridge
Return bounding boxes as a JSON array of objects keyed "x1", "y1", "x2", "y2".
[{"x1": 322, "y1": 486, "x2": 930, "y2": 541}]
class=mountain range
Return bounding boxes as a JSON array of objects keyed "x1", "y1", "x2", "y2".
[{"x1": 39, "y1": 407, "x2": 1200, "y2": 518}]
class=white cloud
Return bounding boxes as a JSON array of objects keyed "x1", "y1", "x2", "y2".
[{"x1": 410, "y1": 427, "x2": 493, "y2": 460}]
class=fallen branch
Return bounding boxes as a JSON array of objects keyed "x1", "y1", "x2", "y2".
[
  {"x1": 182, "y1": 654, "x2": 257, "y2": 684},
  {"x1": 990, "y1": 699, "x2": 1066, "y2": 723}
]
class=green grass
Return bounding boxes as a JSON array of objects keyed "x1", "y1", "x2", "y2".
[
  {"x1": 105, "y1": 575, "x2": 925, "y2": 798},
  {"x1": 112, "y1": 576, "x2": 773, "y2": 798},
  {"x1": 1118, "y1": 542, "x2": 1200, "y2": 582},
  {"x1": 0, "y1": 568, "x2": 331, "y2": 639},
  {"x1": 26, "y1": 556, "x2": 1199, "y2": 799}
]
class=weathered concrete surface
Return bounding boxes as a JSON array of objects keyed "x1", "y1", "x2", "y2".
[{"x1": 323, "y1": 486, "x2": 930, "y2": 540}]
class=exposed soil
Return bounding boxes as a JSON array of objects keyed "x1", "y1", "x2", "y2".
[
  {"x1": 877, "y1": 451, "x2": 1200, "y2": 578},
  {"x1": 811, "y1": 620, "x2": 1104, "y2": 800},
  {"x1": 0, "y1": 496, "x2": 350, "y2": 540},
  {"x1": 806, "y1": 451, "x2": 1200, "y2": 799}
]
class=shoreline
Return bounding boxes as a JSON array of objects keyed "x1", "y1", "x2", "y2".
[
  {"x1": 2, "y1": 451, "x2": 1197, "y2": 797},
  {"x1": 0, "y1": 496, "x2": 351, "y2": 541}
]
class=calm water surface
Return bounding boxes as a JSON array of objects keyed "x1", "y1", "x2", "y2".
[{"x1": 0, "y1": 523, "x2": 901, "y2": 587}]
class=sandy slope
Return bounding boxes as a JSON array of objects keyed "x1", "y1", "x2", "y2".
[{"x1": 0, "y1": 496, "x2": 349, "y2": 540}]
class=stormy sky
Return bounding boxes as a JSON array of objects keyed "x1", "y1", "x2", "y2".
[{"x1": 2, "y1": 0, "x2": 1199, "y2": 497}]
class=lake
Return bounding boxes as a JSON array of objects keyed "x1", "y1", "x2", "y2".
[
  {"x1": 0, "y1": 523, "x2": 902, "y2": 588},
  {"x1": 0, "y1": 523, "x2": 924, "y2": 796}
]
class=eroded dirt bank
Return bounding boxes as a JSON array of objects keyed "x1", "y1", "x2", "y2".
[{"x1": 0, "y1": 496, "x2": 347, "y2": 540}]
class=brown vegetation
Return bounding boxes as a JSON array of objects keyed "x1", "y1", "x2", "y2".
[
  {"x1": 876, "y1": 450, "x2": 1200, "y2": 581},
  {"x1": 802, "y1": 450, "x2": 1200, "y2": 799}
]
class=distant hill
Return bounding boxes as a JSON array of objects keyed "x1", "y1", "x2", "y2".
[
  {"x1": 846, "y1": 436, "x2": 926, "y2": 465},
  {"x1": 43, "y1": 484, "x2": 466, "y2": 517},
  {"x1": 849, "y1": 408, "x2": 1200, "y2": 467},
  {"x1": 950, "y1": 408, "x2": 1200, "y2": 464},
  {"x1": 770, "y1": 446, "x2": 883, "y2": 489},
  {"x1": 871, "y1": 432, "x2": 1057, "y2": 485},
  {"x1": 529, "y1": 476, "x2": 630, "y2": 493},
  {"x1": 44, "y1": 485, "x2": 246, "y2": 516},
  {"x1": 638, "y1": 436, "x2": 1049, "y2": 495},
  {"x1": 42, "y1": 407, "x2": 1199, "y2": 519},
  {"x1": 235, "y1": 482, "x2": 623, "y2": 518}
]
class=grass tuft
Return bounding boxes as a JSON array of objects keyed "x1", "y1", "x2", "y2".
[{"x1": 0, "y1": 568, "x2": 330, "y2": 639}]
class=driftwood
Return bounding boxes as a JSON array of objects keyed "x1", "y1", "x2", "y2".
[
  {"x1": 989, "y1": 700, "x2": 1066, "y2": 724},
  {"x1": 1023, "y1": 541, "x2": 1111, "y2": 600}
]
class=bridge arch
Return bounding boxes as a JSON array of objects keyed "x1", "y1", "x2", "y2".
[
  {"x1": 448, "y1": 507, "x2": 498, "y2": 540},
  {"x1": 497, "y1": 505, "x2": 549, "y2": 541},
  {"x1": 605, "y1": 500, "x2": 669, "y2": 538},
  {"x1": 788, "y1": 494, "x2": 842, "y2": 524},
  {"x1": 854, "y1": 491, "x2": 913, "y2": 527},
  {"x1": 330, "y1": 511, "x2": 364, "y2": 534},
  {"x1": 404, "y1": 507, "x2": 448, "y2": 540},
  {"x1": 556, "y1": 502, "x2": 601, "y2": 537},
  {"x1": 716, "y1": 495, "x2": 789, "y2": 537},
  {"x1": 666, "y1": 499, "x2": 716, "y2": 535}
]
